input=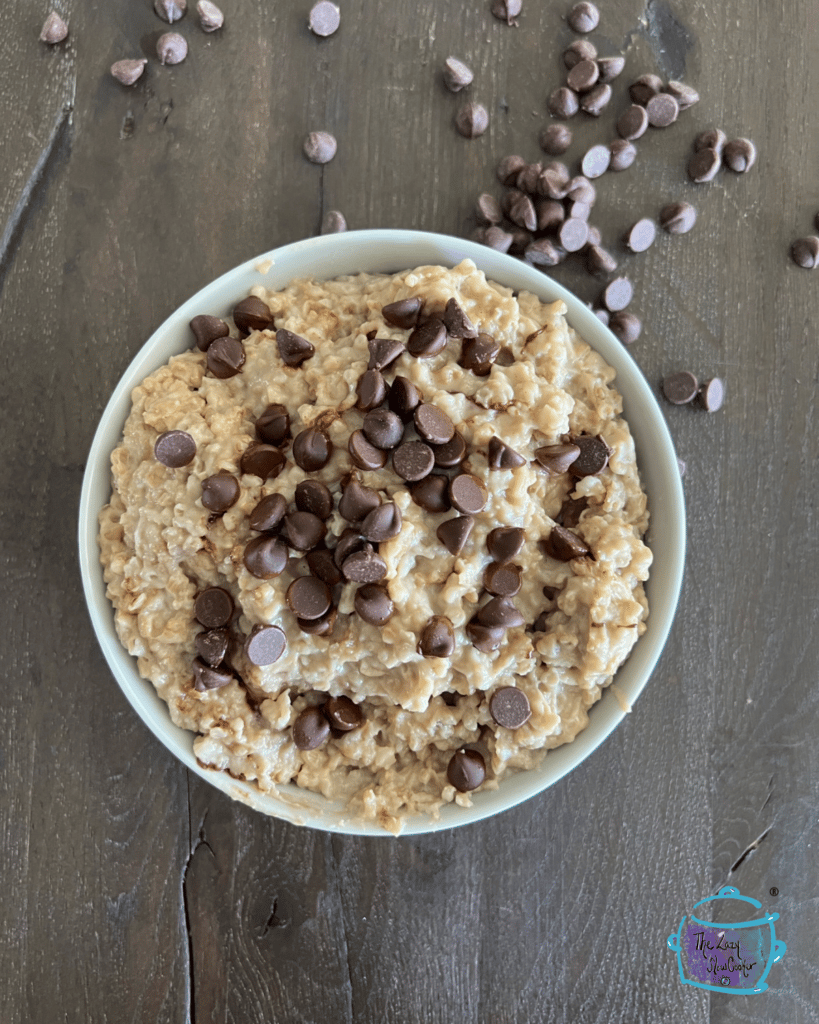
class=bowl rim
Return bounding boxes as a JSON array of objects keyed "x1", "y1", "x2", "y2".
[{"x1": 78, "y1": 228, "x2": 686, "y2": 836}]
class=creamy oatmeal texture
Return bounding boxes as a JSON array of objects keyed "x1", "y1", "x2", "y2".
[{"x1": 98, "y1": 259, "x2": 651, "y2": 834}]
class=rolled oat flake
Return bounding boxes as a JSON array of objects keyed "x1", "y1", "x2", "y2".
[
  {"x1": 157, "y1": 32, "x2": 188, "y2": 65},
  {"x1": 489, "y1": 686, "x2": 531, "y2": 729},
  {"x1": 308, "y1": 0, "x2": 340, "y2": 36}
]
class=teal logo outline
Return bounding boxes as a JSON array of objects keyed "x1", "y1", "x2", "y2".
[{"x1": 666, "y1": 886, "x2": 786, "y2": 994}]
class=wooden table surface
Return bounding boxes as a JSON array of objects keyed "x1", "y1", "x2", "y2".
[{"x1": 2, "y1": 0, "x2": 817, "y2": 1020}]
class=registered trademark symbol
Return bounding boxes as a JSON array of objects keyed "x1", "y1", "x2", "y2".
[{"x1": 770, "y1": 887, "x2": 779, "y2": 897}]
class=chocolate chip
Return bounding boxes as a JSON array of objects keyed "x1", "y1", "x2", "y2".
[
  {"x1": 563, "y1": 39, "x2": 596, "y2": 67},
  {"x1": 687, "y1": 147, "x2": 721, "y2": 183},
  {"x1": 558, "y1": 217, "x2": 589, "y2": 252},
  {"x1": 616, "y1": 104, "x2": 649, "y2": 141},
  {"x1": 243, "y1": 535, "x2": 288, "y2": 577},
  {"x1": 465, "y1": 620, "x2": 505, "y2": 652},
  {"x1": 436, "y1": 514, "x2": 474, "y2": 555},
  {"x1": 557, "y1": 492, "x2": 587, "y2": 528},
  {"x1": 338, "y1": 480, "x2": 380, "y2": 524},
  {"x1": 320, "y1": 210, "x2": 347, "y2": 234},
  {"x1": 593, "y1": 307, "x2": 610, "y2": 325},
  {"x1": 233, "y1": 297, "x2": 273, "y2": 334},
  {"x1": 413, "y1": 405, "x2": 454, "y2": 446},
  {"x1": 609, "y1": 139, "x2": 637, "y2": 172},
  {"x1": 526, "y1": 238, "x2": 566, "y2": 267},
  {"x1": 306, "y1": 548, "x2": 343, "y2": 587},
  {"x1": 287, "y1": 576, "x2": 332, "y2": 619},
  {"x1": 418, "y1": 616, "x2": 456, "y2": 657},
  {"x1": 489, "y1": 687, "x2": 531, "y2": 729},
  {"x1": 567, "y1": 1, "x2": 599, "y2": 32},
  {"x1": 443, "y1": 56, "x2": 474, "y2": 92},
  {"x1": 154, "y1": 0, "x2": 185, "y2": 23},
  {"x1": 382, "y1": 297, "x2": 422, "y2": 329},
  {"x1": 348, "y1": 430, "x2": 387, "y2": 471},
  {"x1": 581, "y1": 144, "x2": 610, "y2": 179},
  {"x1": 569, "y1": 434, "x2": 611, "y2": 476},
  {"x1": 723, "y1": 137, "x2": 757, "y2": 173},
  {"x1": 535, "y1": 442, "x2": 580, "y2": 475},
  {"x1": 698, "y1": 377, "x2": 725, "y2": 412},
  {"x1": 194, "y1": 587, "x2": 234, "y2": 628},
  {"x1": 154, "y1": 429, "x2": 196, "y2": 467},
  {"x1": 646, "y1": 92, "x2": 678, "y2": 127},
  {"x1": 206, "y1": 336, "x2": 245, "y2": 378},
  {"x1": 539, "y1": 123, "x2": 573, "y2": 155},
  {"x1": 629, "y1": 73, "x2": 664, "y2": 105},
  {"x1": 157, "y1": 31, "x2": 188, "y2": 63},
  {"x1": 460, "y1": 333, "x2": 501, "y2": 376},
  {"x1": 544, "y1": 524, "x2": 590, "y2": 560},
  {"x1": 666, "y1": 79, "x2": 699, "y2": 109},
  {"x1": 586, "y1": 245, "x2": 618, "y2": 276},
  {"x1": 245, "y1": 624, "x2": 287, "y2": 666},
  {"x1": 195, "y1": 628, "x2": 229, "y2": 668},
  {"x1": 361, "y1": 502, "x2": 402, "y2": 542},
  {"x1": 410, "y1": 474, "x2": 451, "y2": 512},
  {"x1": 475, "y1": 193, "x2": 503, "y2": 224},
  {"x1": 580, "y1": 83, "x2": 611, "y2": 116},
  {"x1": 293, "y1": 706, "x2": 330, "y2": 750},
  {"x1": 293, "y1": 427, "x2": 332, "y2": 471},
  {"x1": 491, "y1": 0, "x2": 522, "y2": 25},
  {"x1": 407, "y1": 317, "x2": 447, "y2": 357},
  {"x1": 791, "y1": 237, "x2": 819, "y2": 269},
  {"x1": 542, "y1": 584, "x2": 561, "y2": 601},
  {"x1": 362, "y1": 408, "x2": 404, "y2": 450},
  {"x1": 484, "y1": 561, "x2": 522, "y2": 597},
  {"x1": 324, "y1": 696, "x2": 364, "y2": 732},
  {"x1": 255, "y1": 403, "x2": 290, "y2": 445},
  {"x1": 295, "y1": 480, "x2": 333, "y2": 520},
  {"x1": 110, "y1": 59, "x2": 148, "y2": 86},
  {"x1": 601, "y1": 277, "x2": 633, "y2": 313},
  {"x1": 694, "y1": 128, "x2": 726, "y2": 155},
  {"x1": 387, "y1": 376, "x2": 421, "y2": 422},
  {"x1": 488, "y1": 437, "x2": 525, "y2": 469},
  {"x1": 193, "y1": 658, "x2": 233, "y2": 691},
  {"x1": 303, "y1": 131, "x2": 337, "y2": 164},
  {"x1": 624, "y1": 217, "x2": 656, "y2": 252},
  {"x1": 308, "y1": 0, "x2": 340, "y2": 36},
  {"x1": 486, "y1": 526, "x2": 524, "y2": 563},
  {"x1": 455, "y1": 102, "x2": 489, "y2": 138},
  {"x1": 566, "y1": 200, "x2": 591, "y2": 221},
  {"x1": 677, "y1": 458, "x2": 687, "y2": 478},
  {"x1": 449, "y1": 474, "x2": 487, "y2": 515},
  {"x1": 497, "y1": 154, "x2": 526, "y2": 185},
  {"x1": 393, "y1": 441, "x2": 435, "y2": 482},
  {"x1": 197, "y1": 1, "x2": 224, "y2": 32},
  {"x1": 441, "y1": 299, "x2": 478, "y2": 342},
  {"x1": 567, "y1": 59, "x2": 599, "y2": 94},
  {"x1": 354, "y1": 583, "x2": 394, "y2": 626},
  {"x1": 341, "y1": 543, "x2": 387, "y2": 583},
  {"x1": 249, "y1": 492, "x2": 287, "y2": 532},
  {"x1": 201, "y1": 472, "x2": 240, "y2": 512},
  {"x1": 658, "y1": 202, "x2": 697, "y2": 237},
  {"x1": 662, "y1": 370, "x2": 699, "y2": 405},
  {"x1": 477, "y1": 597, "x2": 524, "y2": 628},
  {"x1": 367, "y1": 337, "x2": 405, "y2": 371},
  {"x1": 276, "y1": 328, "x2": 315, "y2": 367},
  {"x1": 432, "y1": 431, "x2": 467, "y2": 468},
  {"x1": 187, "y1": 315, "x2": 227, "y2": 353},
  {"x1": 483, "y1": 226, "x2": 514, "y2": 252},
  {"x1": 597, "y1": 56, "x2": 625, "y2": 83},
  {"x1": 356, "y1": 368, "x2": 387, "y2": 411},
  {"x1": 240, "y1": 443, "x2": 286, "y2": 481},
  {"x1": 548, "y1": 87, "x2": 579, "y2": 119},
  {"x1": 40, "y1": 11, "x2": 69, "y2": 43},
  {"x1": 333, "y1": 529, "x2": 366, "y2": 569},
  {"x1": 609, "y1": 310, "x2": 642, "y2": 344},
  {"x1": 447, "y1": 748, "x2": 485, "y2": 791}
]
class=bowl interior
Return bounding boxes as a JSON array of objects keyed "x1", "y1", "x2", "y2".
[{"x1": 78, "y1": 229, "x2": 685, "y2": 836}]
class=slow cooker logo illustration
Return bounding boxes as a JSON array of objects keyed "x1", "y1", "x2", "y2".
[{"x1": 666, "y1": 886, "x2": 786, "y2": 994}]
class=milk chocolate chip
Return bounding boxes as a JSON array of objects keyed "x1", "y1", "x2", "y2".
[
  {"x1": 338, "y1": 480, "x2": 380, "y2": 523},
  {"x1": 410, "y1": 474, "x2": 451, "y2": 512},
  {"x1": 460, "y1": 333, "x2": 500, "y2": 375},
  {"x1": 341, "y1": 544, "x2": 388, "y2": 583},
  {"x1": 535, "y1": 443, "x2": 580, "y2": 475},
  {"x1": 483, "y1": 562, "x2": 522, "y2": 597},
  {"x1": 201, "y1": 472, "x2": 240, "y2": 513},
  {"x1": 195, "y1": 628, "x2": 229, "y2": 667},
  {"x1": 488, "y1": 437, "x2": 525, "y2": 469},
  {"x1": 194, "y1": 587, "x2": 234, "y2": 628},
  {"x1": 248, "y1": 493, "x2": 287, "y2": 532},
  {"x1": 367, "y1": 337, "x2": 405, "y2": 371},
  {"x1": 388, "y1": 376, "x2": 422, "y2": 422},
  {"x1": 244, "y1": 624, "x2": 287, "y2": 666},
  {"x1": 295, "y1": 480, "x2": 333, "y2": 520},
  {"x1": 419, "y1": 616, "x2": 455, "y2": 657},
  {"x1": 287, "y1": 577, "x2": 332, "y2": 620},
  {"x1": 348, "y1": 430, "x2": 388, "y2": 471},
  {"x1": 281, "y1": 511, "x2": 327, "y2": 551},
  {"x1": 362, "y1": 408, "x2": 404, "y2": 450},
  {"x1": 360, "y1": 502, "x2": 402, "y2": 542},
  {"x1": 449, "y1": 474, "x2": 488, "y2": 514},
  {"x1": 382, "y1": 297, "x2": 422, "y2": 329},
  {"x1": 486, "y1": 526, "x2": 524, "y2": 563},
  {"x1": 436, "y1": 514, "x2": 474, "y2": 555},
  {"x1": 193, "y1": 658, "x2": 233, "y2": 692},
  {"x1": 443, "y1": 298, "x2": 478, "y2": 339},
  {"x1": 243, "y1": 535, "x2": 288, "y2": 578},
  {"x1": 324, "y1": 696, "x2": 364, "y2": 732},
  {"x1": 568, "y1": 434, "x2": 611, "y2": 476},
  {"x1": 354, "y1": 583, "x2": 394, "y2": 626},
  {"x1": 544, "y1": 524, "x2": 590, "y2": 560},
  {"x1": 489, "y1": 687, "x2": 531, "y2": 729},
  {"x1": 414, "y1": 405, "x2": 455, "y2": 445},
  {"x1": 407, "y1": 318, "x2": 447, "y2": 357},
  {"x1": 465, "y1": 620, "x2": 505, "y2": 652},
  {"x1": 393, "y1": 441, "x2": 435, "y2": 482},
  {"x1": 240, "y1": 443, "x2": 286, "y2": 481},
  {"x1": 255, "y1": 403, "x2": 290, "y2": 445},
  {"x1": 154, "y1": 430, "x2": 196, "y2": 468}
]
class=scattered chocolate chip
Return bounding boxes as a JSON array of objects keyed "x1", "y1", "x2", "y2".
[
  {"x1": 526, "y1": 238, "x2": 566, "y2": 267},
  {"x1": 791, "y1": 236, "x2": 819, "y2": 269},
  {"x1": 110, "y1": 59, "x2": 148, "y2": 86},
  {"x1": 662, "y1": 370, "x2": 699, "y2": 405},
  {"x1": 687, "y1": 147, "x2": 721, "y2": 183},
  {"x1": 293, "y1": 706, "x2": 330, "y2": 750},
  {"x1": 197, "y1": 1, "x2": 224, "y2": 31},
  {"x1": 361, "y1": 502, "x2": 402, "y2": 543},
  {"x1": 491, "y1": 0, "x2": 522, "y2": 24},
  {"x1": 382, "y1": 297, "x2": 422, "y2": 329},
  {"x1": 581, "y1": 143, "x2": 610, "y2": 179},
  {"x1": 437, "y1": 514, "x2": 474, "y2": 555},
  {"x1": 303, "y1": 131, "x2": 337, "y2": 163},
  {"x1": 432, "y1": 431, "x2": 467, "y2": 468},
  {"x1": 616, "y1": 104, "x2": 649, "y2": 141},
  {"x1": 276, "y1": 328, "x2": 315, "y2": 367},
  {"x1": 586, "y1": 224, "x2": 602, "y2": 247},
  {"x1": 40, "y1": 11, "x2": 68, "y2": 43},
  {"x1": 666, "y1": 79, "x2": 699, "y2": 109},
  {"x1": 539, "y1": 123, "x2": 573, "y2": 155},
  {"x1": 295, "y1": 480, "x2": 333, "y2": 520},
  {"x1": 233, "y1": 296, "x2": 274, "y2": 334},
  {"x1": 622, "y1": 218, "x2": 655, "y2": 253},
  {"x1": 368, "y1": 337, "x2": 405, "y2": 371},
  {"x1": 597, "y1": 56, "x2": 625, "y2": 83},
  {"x1": 320, "y1": 210, "x2": 347, "y2": 234},
  {"x1": 465, "y1": 619, "x2": 506, "y2": 652},
  {"x1": 566, "y1": 199, "x2": 591, "y2": 221},
  {"x1": 154, "y1": 0, "x2": 186, "y2": 23},
  {"x1": 569, "y1": 434, "x2": 611, "y2": 476},
  {"x1": 287, "y1": 576, "x2": 332, "y2": 620},
  {"x1": 586, "y1": 244, "x2": 618, "y2": 276},
  {"x1": 609, "y1": 139, "x2": 637, "y2": 172},
  {"x1": 698, "y1": 377, "x2": 725, "y2": 412},
  {"x1": 387, "y1": 376, "x2": 421, "y2": 422},
  {"x1": 659, "y1": 202, "x2": 697, "y2": 235},
  {"x1": 342, "y1": 543, "x2": 387, "y2": 583},
  {"x1": 694, "y1": 128, "x2": 726, "y2": 155},
  {"x1": 489, "y1": 686, "x2": 531, "y2": 728},
  {"x1": 558, "y1": 217, "x2": 589, "y2": 252},
  {"x1": 593, "y1": 307, "x2": 610, "y2": 325},
  {"x1": 407, "y1": 317, "x2": 448, "y2": 357},
  {"x1": 545, "y1": 524, "x2": 590, "y2": 560},
  {"x1": 487, "y1": 527, "x2": 524, "y2": 566},
  {"x1": 629, "y1": 73, "x2": 664, "y2": 105},
  {"x1": 475, "y1": 193, "x2": 503, "y2": 224},
  {"x1": 609, "y1": 310, "x2": 642, "y2": 344},
  {"x1": 497, "y1": 154, "x2": 527, "y2": 185},
  {"x1": 538, "y1": 165, "x2": 569, "y2": 199},
  {"x1": 414, "y1": 405, "x2": 455, "y2": 446},
  {"x1": 194, "y1": 587, "x2": 234, "y2": 628},
  {"x1": 393, "y1": 441, "x2": 435, "y2": 482},
  {"x1": 646, "y1": 92, "x2": 678, "y2": 127},
  {"x1": 362, "y1": 408, "x2": 404, "y2": 450},
  {"x1": 580, "y1": 83, "x2": 611, "y2": 116},
  {"x1": 206, "y1": 336, "x2": 245, "y2": 378},
  {"x1": 535, "y1": 442, "x2": 580, "y2": 475},
  {"x1": 548, "y1": 86, "x2": 579, "y2": 119},
  {"x1": 601, "y1": 277, "x2": 633, "y2": 313},
  {"x1": 447, "y1": 748, "x2": 486, "y2": 791},
  {"x1": 488, "y1": 436, "x2": 525, "y2": 469},
  {"x1": 455, "y1": 101, "x2": 489, "y2": 138},
  {"x1": 154, "y1": 429, "x2": 196, "y2": 468},
  {"x1": 484, "y1": 561, "x2": 522, "y2": 597},
  {"x1": 308, "y1": 0, "x2": 340, "y2": 36},
  {"x1": 298, "y1": 607, "x2": 338, "y2": 636},
  {"x1": 245, "y1": 624, "x2": 287, "y2": 666},
  {"x1": 189, "y1": 314, "x2": 229, "y2": 351},
  {"x1": 410, "y1": 474, "x2": 451, "y2": 513},
  {"x1": 243, "y1": 535, "x2": 288, "y2": 578},
  {"x1": 157, "y1": 31, "x2": 188, "y2": 64},
  {"x1": 567, "y1": 1, "x2": 599, "y2": 32},
  {"x1": 478, "y1": 596, "x2": 524, "y2": 628},
  {"x1": 483, "y1": 226, "x2": 514, "y2": 252},
  {"x1": 306, "y1": 548, "x2": 343, "y2": 587},
  {"x1": 195, "y1": 627, "x2": 229, "y2": 668},
  {"x1": 201, "y1": 471, "x2": 240, "y2": 512},
  {"x1": 193, "y1": 658, "x2": 233, "y2": 691},
  {"x1": 723, "y1": 137, "x2": 757, "y2": 173},
  {"x1": 292, "y1": 427, "x2": 332, "y2": 471},
  {"x1": 567, "y1": 59, "x2": 599, "y2": 93},
  {"x1": 348, "y1": 430, "x2": 387, "y2": 471},
  {"x1": 356, "y1": 368, "x2": 388, "y2": 412},
  {"x1": 338, "y1": 480, "x2": 380, "y2": 524},
  {"x1": 449, "y1": 474, "x2": 487, "y2": 515},
  {"x1": 443, "y1": 56, "x2": 474, "y2": 91},
  {"x1": 418, "y1": 616, "x2": 456, "y2": 657},
  {"x1": 240, "y1": 443, "x2": 285, "y2": 481},
  {"x1": 324, "y1": 695, "x2": 364, "y2": 731},
  {"x1": 354, "y1": 583, "x2": 394, "y2": 626},
  {"x1": 255, "y1": 403, "x2": 290, "y2": 445}
]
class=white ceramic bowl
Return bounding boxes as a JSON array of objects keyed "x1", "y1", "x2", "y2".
[{"x1": 78, "y1": 229, "x2": 685, "y2": 836}]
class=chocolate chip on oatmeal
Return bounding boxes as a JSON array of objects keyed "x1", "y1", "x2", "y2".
[
  {"x1": 535, "y1": 442, "x2": 580, "y2": 475},
  {"x1": 489, "y1": 687, "x2": 531, "y2": 729},
  {"x1": 308, "y1": 0, "x2": 340, "y2": 36},
  {"x1": 324, "y1": 695, "x2": 364, "y2": 732},
  {"x1": 443, "y1": 298, "x2": 478, "y2": 339},
  {"x1": 231, "y1": 296, "x2": 272, "y2": 335},
  {"x1": 624, "y1": 217, "x2": 656, "y2": 252},
  {"x1": 544, "y1": 524, "x2": 590, "y2": 560},
  {"x1": 206, "y1": 336, "x2": 245, "y2": 378},
  {"x1": 110, "y1": 59, "x2": 148, "y2": 86},
  {"x1": 154, "y1": 0, "x2": 185, "y2": 23},
  {"x1": 419, "y1": 616, "x2": 456, "y2": 657},
  {"x1": 240, "y1": 443, "x2": 286, "y2": 481},
  {"x1": 243, "y1": 534, "x2": 288, "y2": 578},
  {"x1": 443, "y1": 56, "x2": 474, "y2": 92},
  {"x1": 694, "y1": 128, "x2": 726, "y2": 155},
  {"x1": 348, "y1": 430, "x2": 388, "y2": 471},
  {"x1": 189, "y1": 315, "x2": 229, "y2": 351},
  {"x1": 484, "y1": 561, "x2": 522, "y2": 597},
  {"x1": 698, "y1": 377, "x2": 725, "y2": 412},
  {"x1": 382, "y1": 297, "x2": 422, "y2": 329},
  {"x1": 197, "y1": 1, "x2": 224, "y2": 31},
  {"x1": 601, "y1": 276, "x2": 633, "y2": 312},
  {"x1": 306, "y1": 548, "x2": 343, "y2": 587},
  {"x1": 195, "y1": 627, "x2": 229, "y2": 668},
  {"x1": 586, "y1": 244, "x2": 618, "y2": 276},
  {"x1": 687, "y1": 147, "x2": 721, "y2": 183},
  {"x1": 354, "y1": 583, "x2": 394, "y2": 626},
  {"x1": 455, "y1": 101, "x2": 489, "y2": 138},
  {"x1": 558, "y1": 493, "x2": 588, "y2": 528},
  {"x1": 361, "y1": 502, "x2": 402, "y2": 543},
  {"x1": 341, "y1": 543, "x2": 387, "y2": 583},
  {"x1": 659, "y1": 201, "x2": 697, "y2": 234},
  {"x1": 293, "y1": 706, "x2": 331, "y2": 750},
  {"x1": 486, "y1": 526, "x2": 524, "y2": 563},
  {"x1": 194, "y1": 587, "x2": 234, "y2": 628},
  {"x1": 447, "y1": 748, "x2": 486, "y2": 791},
  {"x1": 436, "y1": 514, "x2": 475, "y2": 555},
  {"x1": 609, "y1": 310, "x2": 642, "y2": 344},
  {"x1": 276, "y1": 328, "x2": 315, "y2": 367},
  {"x1": 295, "y1": 480, "x2": 333, "y2": 520},
  {"x1": 724, "y1": 138, "x2": 756, "y2": 173},
  {"x1": 154, "y1": 429, "x2": 196, "y2": 468},
  {"x1": 616, "y1": 104, "x2": 649, "y2": 140},
  {"x1": 646, "y1": 92, "x2": 679, "y2": 127},
  {"x1": 460, "y1": 333, "x2": 500, "y2": 375},
  {"x1": 287, "y1": 576, "x2": 332, "y2": 620},
  {"x1": 362, "y1": 408, "x2": 404, "y2": 450},
  {"x1": 548, "y1": 87, "x2": 580, "y2": 119},
  {"x1": 488, "y1": 436, "x2": 525, "y2": 469},
  {"x1": 597, "y1": 55, "x2": 626, "y2": 83},
  {"x1": 567, "y1": 59, "x2": 599, "y2": 93},
  {"x1": 393, "y1": 441, "x2": 435, "y2": 482},
  {"x1": 629, "y1": 73, "x2": 664, "y2": 105},
  {"x1": 790, "y1": 237, "x2": 819, "y2": 269},
  {"x1": 581, "y1": 144, "x2": 610, "y2": 179},
  {"x1": 249, "y1": 492, "x2": 287, "y2": 532},
  {"x1": 569, "y1": 434, "x2": 611, "y2": 476},
  {"x1": 432, "y1": 431, "x2": 467, "y2": 468},
  {"x1": 539, "y1": 123, "x2": 573, "y2": 155},
  {"x1": 368, "y1": 337, "x2": 405, "y2": 371},
  {"x1": 338, "y1": 479, "x2": 380, "y2": 524},
  {"x1": 193, "y1": 658, "x2": 233, "y2": 691},
  {"x1": 245, "y1": 624, "x2": 287, "y2": 666},
  {"x1": 407, "y1": 317, "x2": 448, "y2": 357},
  {"x1": 449, "y1": 474, "x2": 487, "y2": 515},
  {"x1": 201, "y1": 471, "x2": 240, "y2": 512},
  {"x1": 356, "y1": 368, "x2": 388, "y2": 411},
  {"x1": 477, "y1": 597, "x2": 524, "y2": 628},
  {"x1": 303, "y1": 131, "x2": 337, "y2": 164},
  {"x1": 491, "y1": 0, "x2": 522, "y2": 25},
  {"x1": 298, "y1": 607, "x2": 338, "y2": 636},
  {"x1": 465, "y1": 619, "x2": 505, "y2": 652},
  {"x1": 333, "y1": 528, "x2": 366, "y2": 569},
  {"x1": 40, "y1": 11, "x2": 69, "y2": 43},
  {"x1": 410, "y1": 474, "x2": 452, "y2": 512},
  {"x1": 609, "y1": 139, "x2": 637, "y2": 172},
  {"x1": 293, "y1": 427, "x2": 332, "y2": 471},
  {"x1": 563, "y1": 38, "x2": 597, "y2": 67},
  {"x1": 414, "y1": 405, "x2": 455, "y2": 446},
  {"x1": 255, "y1": 403, "x2": 290, "y2": 445},
  {"x1": 661, "y1": 370, "x2": 699, "y2": 405},
  {"x1": 387, "y1": 376, "x2": 422, "y2": 422}
]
